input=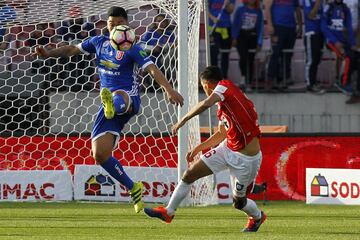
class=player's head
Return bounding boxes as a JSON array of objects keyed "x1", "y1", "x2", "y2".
[
  {"x1": 107, "y1": 6, "x2": 128, "y2": 32},
  {"x1": 199, "y1": 66, "x2": 223, "y2": 96}
]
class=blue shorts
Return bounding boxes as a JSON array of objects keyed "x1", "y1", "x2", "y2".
[{"x1": 91, "y1": 95, "x2": 141, "y2": 148}]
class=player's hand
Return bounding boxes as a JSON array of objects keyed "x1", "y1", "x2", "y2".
[
  {"x1": 308, "y1": 12, "x2": 317, "y2": 20},
  {"x1": 270, "y1": 35, "x2": 278, "y2": 44},
  {"x1": 335, "y1": 42, "x2": 344, "y2": 56},
  {"x1": 166, "y1": 89, "x2": 184, "y2": 106},
  {"x1": 351, "y1": 45, "x2": 358, "y2": 52},
  {"x1": 231, "y1": 39, "x2": 237, "y2": 48},
  {"x1": 296, "y1": 26, "x2": 302, "y2": 39},
  {"x1": 210, "y1": 15, "x2": 219, "y2": 24},
  {"x1": 186, "y1": 148, "x2": 199, "y2": 163},
  {"x1": 32, "y1": 46, "x2": 49, "y2": 59},
  {"x1": 256, "y1": 45, "x2": 261, "y2": 53},
  {"x1": 171, "y1": 120, "x2": 185, "y2": 135},
  {"x1": 267, "y1": 24, "x2": 274, "y2": 36}
]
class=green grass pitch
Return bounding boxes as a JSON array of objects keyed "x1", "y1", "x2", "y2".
[{"x1": 1, "y1": 201, "x2": 359, "y2": 240}]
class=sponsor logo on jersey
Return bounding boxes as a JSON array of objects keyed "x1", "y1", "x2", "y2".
[
  {"x1": 236, "y1": 182, "x2": 244, "y2": 192},
  {"x1": 330, "y1": 19, "x2": 344, "y2": 30},
  {"x1": 100, "y1": 59, "x2": 120, "y2": 69},
  {"x1": 139, "y1": 49, "x2": 148, "y2": 58},
  {"x1": 116, "y1": 51, "x2": 124, "y2": 60},
  {"x1": 101, "y1": 41, "x2": 112, "y2": 55}
]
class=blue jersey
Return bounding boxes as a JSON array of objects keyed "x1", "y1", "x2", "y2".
[
  {"x1": 321, "y1": 3, "x2": 355, "y2": 46},
  {"x1": 209, "y1": 0, "x2": 235, "y2": 28},
  {"x1": 303, "y1": 0, "x2": 323, "y2": 33},
  {"x1": 271, "y1": 0, "x2": 299, "y2": 28},
  {"x1": 78, "y1": 35, "x2": 153, "y2": 96},
  {"x1": 232, "y1": 5, "x2": 264, "y2": 46}
]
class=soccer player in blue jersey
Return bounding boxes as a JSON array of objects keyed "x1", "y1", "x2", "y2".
[{"x1": 33, "y1": 6, "x2": 184, "y2": 213}]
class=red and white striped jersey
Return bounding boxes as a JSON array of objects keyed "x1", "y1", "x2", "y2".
[{"x1": 213, "y1": 79, "x2": 260, "y2": 151}]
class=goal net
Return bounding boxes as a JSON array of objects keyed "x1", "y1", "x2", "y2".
[{"x1": 0, "y1": 0, "x2": 216, "y2": 205}]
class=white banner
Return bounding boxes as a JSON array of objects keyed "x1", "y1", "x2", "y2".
[
  {"x1": 306, "y1": 168, "x2": 360, "y2": 205},
  {"x1": 0, "y1": 170, "x2": 73, "y2": 201},
  {"x1": 74, "y1": 165, "x2": 178, "y2": 202},
  {"x1": 74, "y1": 165, "x2": 235, "y2": 203}
]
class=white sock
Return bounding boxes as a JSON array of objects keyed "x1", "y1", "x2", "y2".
[
  {"x1": 166, "y1": 180, "x2": 191, "y2": 215},
  {"x1": 242, "y1": 198, "x2": 261, "y2": 220}
]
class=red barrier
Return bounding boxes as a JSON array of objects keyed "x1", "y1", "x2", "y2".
[{"x1": 1, "y1": 135, "x2": 360, "y2": 200}]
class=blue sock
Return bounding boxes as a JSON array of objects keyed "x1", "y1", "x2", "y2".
[
  {"x1": 113, "y1": 94, "x2": 126, "y2": 114},
  {"x1": 100, "y1": 157, "x2": 134, "y2": 190}
]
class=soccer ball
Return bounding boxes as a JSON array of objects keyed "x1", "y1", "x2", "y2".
[{"x1": 109, "y1": 25, "x2": 136, "y2": 51}]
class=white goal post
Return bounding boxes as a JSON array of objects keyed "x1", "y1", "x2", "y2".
[{"x1": 0, "y1": 0, "x2": 216, "y2": 205}]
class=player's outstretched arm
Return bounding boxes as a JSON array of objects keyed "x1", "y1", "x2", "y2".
[
  {"x1": 145, "y1": 64, "x2": 184, "y2": 106},
  {"x1": 172, "y1": 92, "x2": 221, "y2": 135},
  {"x1": 186, "y1": 125, "x2": 227, "y2": 162},
  {"x1": 33, "y1": 45, "x2": 81, "y2": 59}
]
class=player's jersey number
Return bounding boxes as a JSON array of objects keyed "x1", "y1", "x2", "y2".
[{"x1": 204, "y1": 149, "x2": 216, "y2": 158}]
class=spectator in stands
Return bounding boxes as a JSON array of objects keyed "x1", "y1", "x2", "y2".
[
  {"x1": 264, "y1": 0, "x2": 302, "y2": 90},
  {"x1": 343, "y1": 0, "x2": 360, "y2": 103},
  {"x1": 303, "y1": 0, "x2": 326, "y2": 93},
  {"x1": 29, "y1": 23, "x2": 56, "y2": 75},
  {"x1": 140, "y1": 14, "x2": 176, "y2": 90},
  {"x1": 321, "y1": 0, "x2": 357, "y2": 97},
  {"x1": 28, "y1": 23, "x2": 56, "y2": 47},
  {"x1": 0, "y1": 2, "x2": 16, "y2": 72},
  {"x1": 140, "y1": 14, "x2": 175, "y2": 66},
  {"x1": 232, "y1": 0, "x2": 264, "y2": 91},
  {"x1": 209, "y1": 0, "x2": 235, "y2": 78}
]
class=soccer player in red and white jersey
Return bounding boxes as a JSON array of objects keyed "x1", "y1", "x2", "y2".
[{"x1": 144, "y1": 66, "x2": 266, "y2": 232}]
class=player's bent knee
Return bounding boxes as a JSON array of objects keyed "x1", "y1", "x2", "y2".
[
  {"x1": 233, "y1": 197, "x2": 247, "y2": 210},
  {"x1": 92, "y1": 149, "x2": 111, "y2": 165},
  {"x1": 113, "y1": 90, "x2": 132, "y2": 114},
  {"x1": 182, "y1": 170, "x2": 198, "y2": 184}
]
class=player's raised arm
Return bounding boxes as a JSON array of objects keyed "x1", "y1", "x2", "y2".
[
  {"x1": 171, "y1": 92, "x2": 221, "y2": 135},
  {"x1": 33, "y1": 45, "x2": 81, "y2": 59},
  {"x1": 145, "y1": 63, "x2": 184, "y2": 106}
]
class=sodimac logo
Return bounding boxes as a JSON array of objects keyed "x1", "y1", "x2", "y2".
[
  {"x1": 0, "y1": 183, "x2": 55, "y2": 200},
  {"x1": 84, "y1": 173, "x2": 115, "y2": 197},
  {"x1": 311, "y1": 173, "x2": 360, "y2": 199},
  {"x1": 311, "y1": 174, "x2": 329, "y2": 197}
]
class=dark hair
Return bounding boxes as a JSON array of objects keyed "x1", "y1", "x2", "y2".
[
  {"x1": 107, "y1": 6, "x2": 128, "y2": 20},
  {"x1": 199, "y1": 66, "x2": 223, "y2": 83}
]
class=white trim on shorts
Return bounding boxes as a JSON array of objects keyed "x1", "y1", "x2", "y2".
[{"x1": 92, "y1": 131, "x2": 120, "y2": 150}]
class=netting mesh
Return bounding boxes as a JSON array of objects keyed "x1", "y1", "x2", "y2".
[{"x1": 0, "y1": 0, "x2": 215, "y2": 205}]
